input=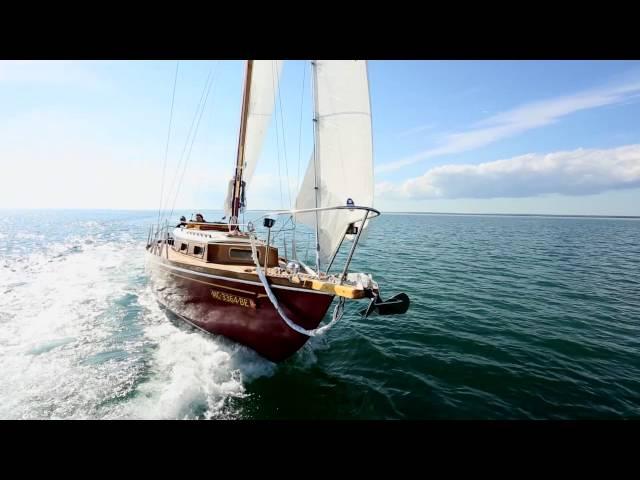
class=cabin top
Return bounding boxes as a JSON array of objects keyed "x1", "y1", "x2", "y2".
[
  {"x1": 185, "y1": 222, "x2": 229, "y2": 232},
  {"x1": 171, "y1": 228, "x2": 279, "y2": 268},
  {"x1": 174, "y1": 227, "x2": 251, "y2": 244}
]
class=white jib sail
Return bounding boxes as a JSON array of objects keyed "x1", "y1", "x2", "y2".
[{"x1": 295, "y1": 60, "x2": 374, "y2": 269}]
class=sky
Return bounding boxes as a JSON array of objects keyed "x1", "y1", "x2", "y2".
[{"x1": 0, "y1": 60, "x2": 639, "y2": 215}]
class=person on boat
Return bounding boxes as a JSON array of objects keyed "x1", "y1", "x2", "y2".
[
  {"x1": 195, "y1": 213, "x2": 206, "y2": 223},
  {"x1": 176, "y1": 216, "x2": 187, "y2": 227}
]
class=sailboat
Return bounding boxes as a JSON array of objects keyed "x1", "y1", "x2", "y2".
[{"x1": 145, "y1": 60, "x2": 409, "y2": 362}]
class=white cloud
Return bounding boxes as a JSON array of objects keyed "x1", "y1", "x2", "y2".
[
  {"x1": 377, "y1": 144, "x2": 640, "y2": 199},
  {"x1": 0, "y1": 60, "x2": 107, "y2": 89},
  {"x1": 378, "y1": 77, "x2": 640, "y2": 173},
  {"x1": 244, "y1": 173, "x2": 300, "y2": 210},
  {"x1": 0, "y1": 108, "x2": 301, "y2": 211},
  {"x1": 396, "y1": 123, "x2": 435, "y2": 138},
  {"x1": 0, "y1": 109, "x2": 183, "y2": 209}
]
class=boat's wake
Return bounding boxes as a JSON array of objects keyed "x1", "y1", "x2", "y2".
[
  {"x1": 112, "y1": 287, "x2": 276, "y2": 420},
  {"x1": 0, "y1": 234, "x2": 276, "y2": 420}
]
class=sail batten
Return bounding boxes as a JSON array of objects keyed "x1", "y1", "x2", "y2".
[{"x1": 295, "y1": 60, "x2": 374, "y2": 270}]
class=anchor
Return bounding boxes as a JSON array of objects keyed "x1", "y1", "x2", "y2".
[{"x1": 360, "y1": 291, "x2": 410, "y2": 317}]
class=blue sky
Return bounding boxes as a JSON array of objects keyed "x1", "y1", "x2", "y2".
[{"x1": 0, "y1": 60, "x2": 639, "y2": 215}]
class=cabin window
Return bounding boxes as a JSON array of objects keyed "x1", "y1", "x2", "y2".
[
  {"x1": 180, "y1": 243, "x2": 188, "y2": 252},
  {"x1": 193, "y1": 246, "x2": 203, "y2": 256},
  {"x1": 229, "y1": 248, "x2": 255, "y2": 261}
]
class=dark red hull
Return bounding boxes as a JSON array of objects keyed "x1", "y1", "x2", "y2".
[{"x1": 146, "y1": 252, "x2": 335, "y2": 362}]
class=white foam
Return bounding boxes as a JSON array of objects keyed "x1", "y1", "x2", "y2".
[
  {"x1": 0, "y1": 233, "x2": 276, "y2": 419},
  {"x1": 107, "y1": 287, "x2": 276, "y2": 420}
]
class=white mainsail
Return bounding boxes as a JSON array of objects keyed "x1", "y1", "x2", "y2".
[
  {"x1": 243, "y1": 60, "x2": 284, "y2": 186},
  {"x1": 225, "y1": 60, "x2": 283, "y2": 215},
  {"x1": 295, "y1": 60, "x2": 374, "y2": 269}
]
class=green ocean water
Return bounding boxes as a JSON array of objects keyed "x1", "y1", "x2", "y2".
[{"x1": 1, "y1": 209, "x2": 639, "y2": 419}]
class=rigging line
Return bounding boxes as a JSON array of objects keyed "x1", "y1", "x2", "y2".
[
  {"x1": 291, "y1": 61, "x2": 307, "y2": 260},
  {"x1": 296, "y1": 61, "x2": 306, "y2": 197},
  {"x1": 163, "y1": 71, "x2": 214, "y2": 223},
  {"x1": 167, "y1": 66, "x2": 217, "y2": 222},
  {"x1": 161, "y1": 62, "x2": 215, "y2": 219},
  {"x1": 160, "y1": 61, "x2": 216, "y2": 224},
  {"x1": 272, "y1": 61, "x2": 285, "y2": 210},
  {"x1": 157, "y1": 60, "x2": 179, "y2": 230},
  {"x1": 168, "y1": 60, "x2": 220, "y2": 222},
  {"x1": 275, "y1": 61, "x2": 292, "y2": 209},
  {"x1": 268, "y1": 216, "x2": 294, "y2": 245}
]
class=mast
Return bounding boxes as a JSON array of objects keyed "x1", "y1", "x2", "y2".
[
  {"x1": 311, "y1": 60, "x2": 321, "y2": 273},
  {"x1": 231, "y1": 60, "x2": 254, "y2": 224}
]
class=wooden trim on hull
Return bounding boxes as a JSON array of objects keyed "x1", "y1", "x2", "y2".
[
  {"x1": 147, "y1": 251, "x2": 336, "y2": 296},
  {"x1": 147, "y1": 245, "x2": 367, "y2": 299},
  {"x1": 168, "y1": 271, "x2": 269, "y2": 299},
  {"x1": 147, "y1": 252, "x2": 335, "y2": 362}
]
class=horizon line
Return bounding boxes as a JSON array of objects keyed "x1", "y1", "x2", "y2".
[{"x1": 1, "y1": 207, "x2": 638, "y2": 219}]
